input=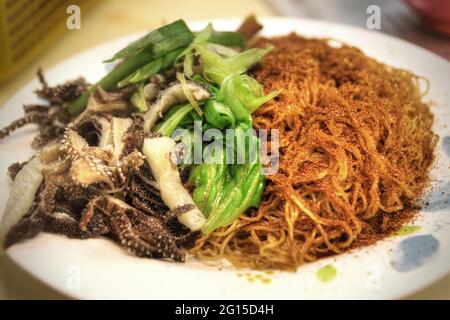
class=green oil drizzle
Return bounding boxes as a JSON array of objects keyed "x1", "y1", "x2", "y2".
[
  {"x1": 316, "y1": 265, "x2": 337, "y2": 283},
  {"x1": 396, "y1": 225, "x2": 422, "y2": 236}
]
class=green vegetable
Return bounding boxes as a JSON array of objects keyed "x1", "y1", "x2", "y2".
[
  {"x1": 68, "y1": 20, "x2": 194, "y2": 115},
  {"x1": 178, "y1": 25, "x2": 245, "y2": 78},
  {"x1": 118, "y1": 58, "x2": 162, "y2": 88},
  {"x1": 118, "y1": 48, "x2": 182, "y2": 87},
  {"x1": 193, "y1": 43, "x2": 272, "y2": 84},
  {"x1": 205, "y1": 163, "x2": 264, "y2": 234},
  {"x1": 129, "y1": 58, "x2": 163, "y2": 84},
  {"x1": 204, "y1": 99, "x2": 235, "y2": 129},
  {"x1": 190, "y1": 150, "x2": 227, "y2": 216},
  {"x1": 190, "y1": 159, "x2": 265, "y2": 235},
  {"x1": 193, "y1": 23, "x2": 215, "y2": 43},
  {"x1": 189, "y1": 127, "x2": 265, "y2": 234},
  {"x1": 217, "y1": 75, "x2": 251, "y2": 121},
  {"x1": 191, "y1": 44, "x2": 279, "y2": 120},
  {"x1": 224, "y1": 46, "x2": 273, "y2": 76},
  {"x1": 153, "y1": 104, "x2": 194, "y2": 136},
  {"x1": 219, "y1": 75, "x2": 280, "y2": 116},
  {"x1": 130, "y1": 83, "x2": 148, "y2": 112},
  {"x1": 208, "y1": 31, "x2": 245, "y2": 49},
  {"x1": 104, "y1": 20, "x2": 193, "y2": 62}
]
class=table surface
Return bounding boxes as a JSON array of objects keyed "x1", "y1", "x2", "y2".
[{"x1": 0, "y1": 0, "x2": 449, "y2": 300}]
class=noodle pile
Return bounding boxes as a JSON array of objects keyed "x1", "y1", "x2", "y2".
[{"x1": 190, "y1": 34, "x2": 436, "y2": 270}]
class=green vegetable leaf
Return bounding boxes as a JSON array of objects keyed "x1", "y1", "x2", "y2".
[
  {"x1": 189, "y1": 127, "x2": 265, "y2": 234},
  {"x1": 204, "y1": 99, "x2": 236, "y2": 129},
  {"x1": 190, "y1": 44, "x2": 278, "y2": 120},
  {"x1": 153, "y1": 103, "x2": 194, "y2": 137},
  {"x1": 217, "y1": 75, "x2": 251, "y2": 121},
  {"x1": 104, "y1": 20, "x2": 194, "y2": 62},
  {"x1": 228, "y1": 75, "x2": 281, "y2": 113},
  {"x1": 193, "y1": 23, "x2": 214, "y2": 44},
  {"x1": 224, "y1": 45, "x2": 272, "y2": 76},
  {"x1": 208, "y1": 31, "x2": 245, "y2": 49},
  {"x1": 193, "y1": 43, "x2": 271, "y2": 84},
  {"x1": 202, "y1": 162, "x2": 264, "y2": 235},
  {"x1": 118, "y1": 48, "x2": 182, "y2": 87},
  {"x1": 190, "y1": 152, "x2": 227, "y2": 216},
  {"x1": 217, "y1": 75, "x2": 280, "y2": 120}
]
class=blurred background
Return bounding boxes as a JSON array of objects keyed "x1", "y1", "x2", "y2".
[{"x1": 0, "y1": 0, "x2": 449, "y2": 299}]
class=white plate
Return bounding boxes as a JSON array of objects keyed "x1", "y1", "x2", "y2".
[{"x1": 1, "y1": 17, "x2": 449, "y2": 300}]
